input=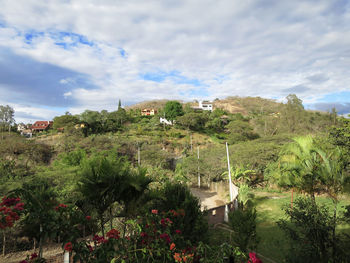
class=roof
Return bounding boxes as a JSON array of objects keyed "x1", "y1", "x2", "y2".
[{"x1": 31, "y1": 121, "x2": 53, "y2": 130}]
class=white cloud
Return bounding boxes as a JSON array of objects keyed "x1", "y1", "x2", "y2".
[{"x1": 0, "y1": 0, "x2": 349, "y2": 120}]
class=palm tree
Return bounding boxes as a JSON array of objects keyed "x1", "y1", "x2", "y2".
[
  {"x1": 77, "y1": 156, "x2": 129, "y2": 236},
  {"x1": 277, "y1": 136, "x2": 325, "y2": 202},
  {"x1": 319, "y1": 147, "x2": 349, "y2": 257}
]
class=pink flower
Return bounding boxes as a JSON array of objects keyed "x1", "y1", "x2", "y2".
[
  {"x1": 248, "y1": 252, "x2": 263, "y2": 263},
  {"x1": 85, "y1": 215, "x2": 91, "y2": 220},
  {"x1": 175, "y1": 229, "x2": 181, "y2": 234},
  {"x1": 151, "y1": 209, "x2": 158, "y2": 214}
]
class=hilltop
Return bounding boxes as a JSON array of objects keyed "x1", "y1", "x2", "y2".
[{"x1": 127, "y1": 96, "x2": 286, "y2": 116}]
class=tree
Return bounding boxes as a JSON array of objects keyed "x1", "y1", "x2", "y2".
[
  {"x1": 53, "y1": 114, "x2": 79, "y2": 131},
  {"x1": 277, "y1": 197, "x2": 348, "y2": 263},
  {"x1": 283, "y1": 94, "x2": 304, "y2": 132},
  {"x1": 225, "y1": 120, "x2": 259, "y2": 144},
  {"x1": 329, "y1": 117, "x2": 350, "y2": 150},
  {"x1": 77, "y1": 156, "x2": 130, "y2": 236},
  {"x1": 12, "y1": 178, "x2": 57, "y2": 258},
  {"x1": 176, "y1": 112, "x2": 208, "y2": 131},
  {"x1": 272, "y1": 136, "x2": 325, "y2": 202},
  {"x1": 164, "y1": 101, "x2": 184, "y2": 122},
  {"x1": 0, "y1": 105, "x2": 15, "y2": 137}
]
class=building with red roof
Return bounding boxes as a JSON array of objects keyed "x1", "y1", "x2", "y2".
[{"x1": 31, "y1": 121, "x2": 53, "y2": 132}]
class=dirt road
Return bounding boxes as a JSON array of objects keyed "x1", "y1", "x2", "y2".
[{"x1": 190, "y1": 187, "x2": 227, "y2": 210}]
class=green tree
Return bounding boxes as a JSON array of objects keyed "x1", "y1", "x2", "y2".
[
  {"x1": 53, "y1": 114, "x2": 79, "y2": 131},
  {"x1": 271, "y1": 136, "x2": 326, "y2": 202},
  {"x1": 0, "y1": 105, "x2": 15, "y2": 137},
  {"x1": 329, "y1": 117, "x2": 350, "y2": 150},
  {"x1": 277, "y1": 197, "x2": 348, "y2": 263},
  {"x1": 12, "y1": 178, "x2": 57, "y2": 258},
  {"x1": 282, "y1": 94, "x2": 305, "y2": 132},
  {"x1": 176, "y1": 112, "x2": 208, "y2": 131},
  {"x1": 225, "y1": 119, "x2": 259, "y2": 144},
  {"x1": 164, "y1": 101, "x2": 184, "y2": 122},
  {"x1": 77, "y1": 156, "x2": 130, "y2": 236}
]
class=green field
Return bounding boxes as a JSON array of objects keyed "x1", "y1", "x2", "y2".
[{"x1": 252, "y1": 189, "x2": 350, "y2": 262}]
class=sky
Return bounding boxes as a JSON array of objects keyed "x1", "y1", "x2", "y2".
[{"x1": 0, "y1": 0, "x2": 349, "y2": 123}]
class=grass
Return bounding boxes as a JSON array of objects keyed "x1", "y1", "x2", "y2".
[{"x1": 252, "y1": 189, "x2": 350, "y2": 262}]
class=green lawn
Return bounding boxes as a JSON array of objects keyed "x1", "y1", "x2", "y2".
[{"x1": 252, "y1": 189, "x2": 350, "y2": 262}]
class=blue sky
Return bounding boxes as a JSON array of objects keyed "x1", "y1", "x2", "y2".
[{"x1": 0, "y1": 0, "x2": 349, "y2": 122}]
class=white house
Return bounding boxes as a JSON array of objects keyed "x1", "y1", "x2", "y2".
[
  {"x1": 199, "y1": 101, "x2": 213, "y2": 111},
  {"x1": 192, "y1": 100, "x2": 213, "y2": 111},
  {"x1": 160, "y1": 117, "x2": 173, "y2": 125}
]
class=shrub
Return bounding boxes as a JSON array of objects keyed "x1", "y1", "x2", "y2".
[
  {"x1": 153, "y1": 183, "x2": 209, "y2": 243},
  {"x1": 228, "y1": 206, "x2": 258, "y2": 252},
  {"x1": 277, "y1": 197, "x2": 349, "y2": 263}
]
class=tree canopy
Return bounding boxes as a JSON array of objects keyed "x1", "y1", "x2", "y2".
[{"x1": 164, "y1": 101, "x2": 184, "y2": 121}]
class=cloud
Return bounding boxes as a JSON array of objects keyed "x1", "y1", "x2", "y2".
[
  {"x1": 283, "y1": 84, "x2": 310, "y2": 94},
  {"x1": 0, "y1": 0, "x2": 349, "y2": 121},
  {"x1": 306, "y1": 73, "x2": 329, "y2": 83}
]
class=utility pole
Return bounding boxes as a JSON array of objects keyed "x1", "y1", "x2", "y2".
[
  {"x1": 190, "y1": 133, "x2": 193, "y2": 153},
  {"x1": 137, "y1": 142, "x2": 141, "y2": 166},
  {"x1": 197, "y1": 145, "x2": 200, "y2": 188},
  {"x1": 225, "y1": 142, "x2": 233, "y2": 202}
]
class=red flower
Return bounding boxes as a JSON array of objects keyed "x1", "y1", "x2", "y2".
[
  {"x1": 93, "y1": 235, "x2": 107, "y2": 243},
  {"x1": 87, "y1": 245, "x2": 94, "y2": 252},
  {"x1": 30, "y1": 253, "x2": 38, "y2": 260},
  {"x1": 161, "y1": 217, "x2": 173, "y2": 226},
  {"x1": 13, "y1": 202, "x2": 24, "y2": 211},
  {"x1": 151, "y1": 209, "x2": 158, "y2": 214},
  {"x1": 106, "y1": 229, "x2": 120, "y2": 239},
  {"x1": 55, "y1": 203, "x2": 67, "y2": 211},
  {"x1": 170, "y1": 210, "x2": 179, "y2": 216},
  {"x1": 175, "y1": 229, "x2": 181, "y2": 234},
  {"x1": 64, "y1": 242, "x2": 73, "y2": 252},
  {"x1": 85, "y1": 215, "x2": 91, "y2": 220},
  {"x1": 140, "y1": 232, "x2": 147, "y2": 237},
  {"x1": 159, "y1": 233, "x2": 171, "y2": 244},
  {"x1": 170, "y1": 243, "x2": 176, "y2": 250}
]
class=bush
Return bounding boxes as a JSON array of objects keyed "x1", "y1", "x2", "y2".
[
  {"x1": 153, "y1": 183, "x2": 209, "y2": 244},
  {"x1": 228, "y1": 206, "x2": 258, "y2": 252},
  {"x1": 277, "y1": 197, "x2": 349, "y2": 263}
]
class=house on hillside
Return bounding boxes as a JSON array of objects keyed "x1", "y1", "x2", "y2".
[
  {"x1": 141, "y1": 108, "x2": 158, "y2": 116},
  {"x1": 160, "y1": 117, "x2": 173, "y2": 125},
  {"x1": 17, "y1": 123, "x2": 27, "y2": 132},
  {"x1": 192, "y1": 101, "x2": 213, "y2": 111},
  {"x1": 31, "y1": 121, "x2": 53, "y2": 132}
]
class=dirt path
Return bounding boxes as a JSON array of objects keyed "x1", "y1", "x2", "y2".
[{"x1": 190, "y1": 187, "x2": 227, "y2": 210}]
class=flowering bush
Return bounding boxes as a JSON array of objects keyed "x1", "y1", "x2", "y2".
[
  {"x1": 248, "y1": 252, "x2": 263, "y2": 263},
  {"x1": 67, "y1": 209, "x2": 196, "y2": 262},
  {"x1": 0, "y1": 196, "x2": 23, "y2": 229},
  {"x1": 63, "y1": 208, "x2": 254, "y2": 263},
  {"x1": 19, "y1": 253, "x2": 46, "y2": 263}
]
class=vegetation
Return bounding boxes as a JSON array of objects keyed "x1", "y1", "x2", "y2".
[{"x1": 0, "y1": 94, "x2": 349, "y2": 262}]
